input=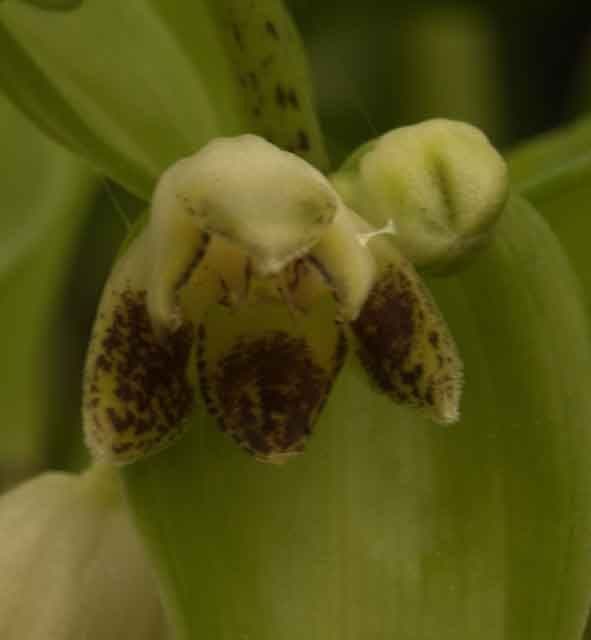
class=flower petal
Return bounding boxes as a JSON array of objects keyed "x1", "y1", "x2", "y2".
[
  {"x1": 351, "y1": 244, "x2": 462, "y2": 422},
  {"x1": 197, "y1": 295, "x2": 346, "y2": 463},
  {"x1": 147, "y1": 135, "x2": 339, "y2": 330},
  {"x1": 83, "y1": 232, "x2": 196, "y2": 464}
]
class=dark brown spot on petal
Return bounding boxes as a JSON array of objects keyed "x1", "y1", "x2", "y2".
[
  {"x1": 198, "y1": 327, "x2": 344, "y2": 462},
  {"x1": 174, "y1": 232, "x2": 210, "y2": 294},
  {"x1": 265, "y1": 20, "x2": 279, "y2": 39},
  {"x1": 287, "y1": 88, "x2": 300, "y2": 110},
  {"x1": 248, "y1": 71, "x2": 259, "y2": 91},
  {"x1": 112, "y1": 442, "x2": 134, "y2": 455},
  {"x1": 231, "y1": 23, "x2": 244, "y2": 50},
  {"x1": 275, "y1": 84, "x2": 287, "y2": 109},
  {"x1": 352, "y1": 267, "x2": 415, "y2": 393},
  {"x1": 297, "y1": 130, "x2": 310, "y2": 152}
]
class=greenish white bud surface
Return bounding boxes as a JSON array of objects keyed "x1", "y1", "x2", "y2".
[
  {"x1": 0, "y1": 465, "x2": 167, "y2": 640},
  {"x1": 331, "y1": 119, "x2": 509, "y2": 270}
]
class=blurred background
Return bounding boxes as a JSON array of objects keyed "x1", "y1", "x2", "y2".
[
  {"x1": 288, "y1": 0, "x2": 591, "y2": 161},
  {"x1": 2, "y1": 0, "x2": 591, "y2": 487}
]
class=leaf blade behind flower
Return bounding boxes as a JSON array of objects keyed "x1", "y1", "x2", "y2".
[
  {"x1": 123, "y1": 198, "x2": 591, "y2": 640},
  {"x1": 0, "y1": 91, "x2": 96, "y2": 483}
]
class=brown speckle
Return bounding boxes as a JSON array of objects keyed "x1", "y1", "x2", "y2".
[
  {"x1": 297, "y1": 130, "x2": 310, "y2": 152},
  {"x1": 287, "y1": 88, "x2": 300, "y2": 110},
  {"x1": 265, "y1": 20, "x2": 279, "y2": 39},
  {"x1": 231, "y1": 23, "x2": 244, "y2": 50},
  {"x1": 248, "y1": 71, "x2": 259, "y2": 91},
  {"x1": 174, "y1": 233, "x2": 210, "y2": 294},
  {"x1": 275, "y1": 84, "x2": 287, "y2": 108}
]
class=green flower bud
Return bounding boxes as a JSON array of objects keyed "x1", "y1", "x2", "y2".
[
  {"x1": 83, "y1": 135, "x2": 464, "y2": 465},
  {"x1": 0, "y1": 465, "x2": 167, "y2": 640},
  {"x1": 331, "y1": 119, "x2": 509, "y2": 270}
]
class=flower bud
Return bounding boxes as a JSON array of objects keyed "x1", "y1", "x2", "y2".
[
  {"x1": 331, "y1": 119, "x2": 509, "y2": 270},
  {"x1": 0, "y1": 465, "x2": 167, "y2": 640}
]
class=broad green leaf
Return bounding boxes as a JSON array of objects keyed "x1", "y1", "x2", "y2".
[
  {"x1": 19, "y1": 0, "x2": 83, "y2": 10},
  {"x1": 0, "y1": 0, "x2": 327, "y2": 199},
  {"x1": 0, "y1": 91, "x2": 96, "y2": 484},
  {"x1": 124, "y1": 197, "x2": 591, "y2": 640},
  {"x1": 508, "y1": 116, "x2": 591, "y2": 205},
  {"x1": 0, "y1": 1, "x2": 244, "y2": 198},
  {"x1": 509, "y1": 127, "x2": 591, "y2": 640},
  {"x1": 508, "y1": 117, "x2": 591, "y2": 311}
]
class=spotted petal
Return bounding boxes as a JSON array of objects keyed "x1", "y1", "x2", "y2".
[
  {"x1": 197, "y1": 292, "x2": 346, "y2": 463},
  {"x1": 352, "y1": 242, "x2": 462, "y2": 422}
]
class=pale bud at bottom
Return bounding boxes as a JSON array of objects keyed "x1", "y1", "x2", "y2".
[{"x1": 0, "y1": 464, "x2": 167, "y2": 640}]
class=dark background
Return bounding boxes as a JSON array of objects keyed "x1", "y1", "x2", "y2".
[{"x1": 287, "y1": 0, "x2": 591, "y2": 163}]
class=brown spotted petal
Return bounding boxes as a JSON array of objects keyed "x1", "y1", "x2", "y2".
[
  {"x1": 351, "y1": 247, "x2": 462, "y2": 423},
  {"x1": 197, "y1": 296, "x2": 346, "y2": 463},
  {"x1": 83, "y1": 231, "x2": 196, "y2": 464}
]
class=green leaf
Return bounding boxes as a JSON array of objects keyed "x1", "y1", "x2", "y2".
[
  {"x1": 0, "y1": 0, "x2": 328, "y2": 199},
  {"x1": 123, "y1": 196, "x2": 591, "y2": 640},
  {"x1": 508, "y1": 117, "x2": 591, "y2": 313},
  {"x1": 18, "y1": 0, "x2": 83, "y2": 11},
  {"x1": 0, "y1": 91, "x2": 97, "y2": 484},
  {"x1": 508, "y1": 116, "x2": 591, "y2": 205},
  {"x1": 0, "y1": 1, "x2": 246, "y2": 198}
]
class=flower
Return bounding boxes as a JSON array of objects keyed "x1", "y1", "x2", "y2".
[
  {"x1": 83, "y1": 125, "x2": 506, "y2": 464},
  {"x1": 3, "y1": 2, "x2": 591, "y2": 638}
]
